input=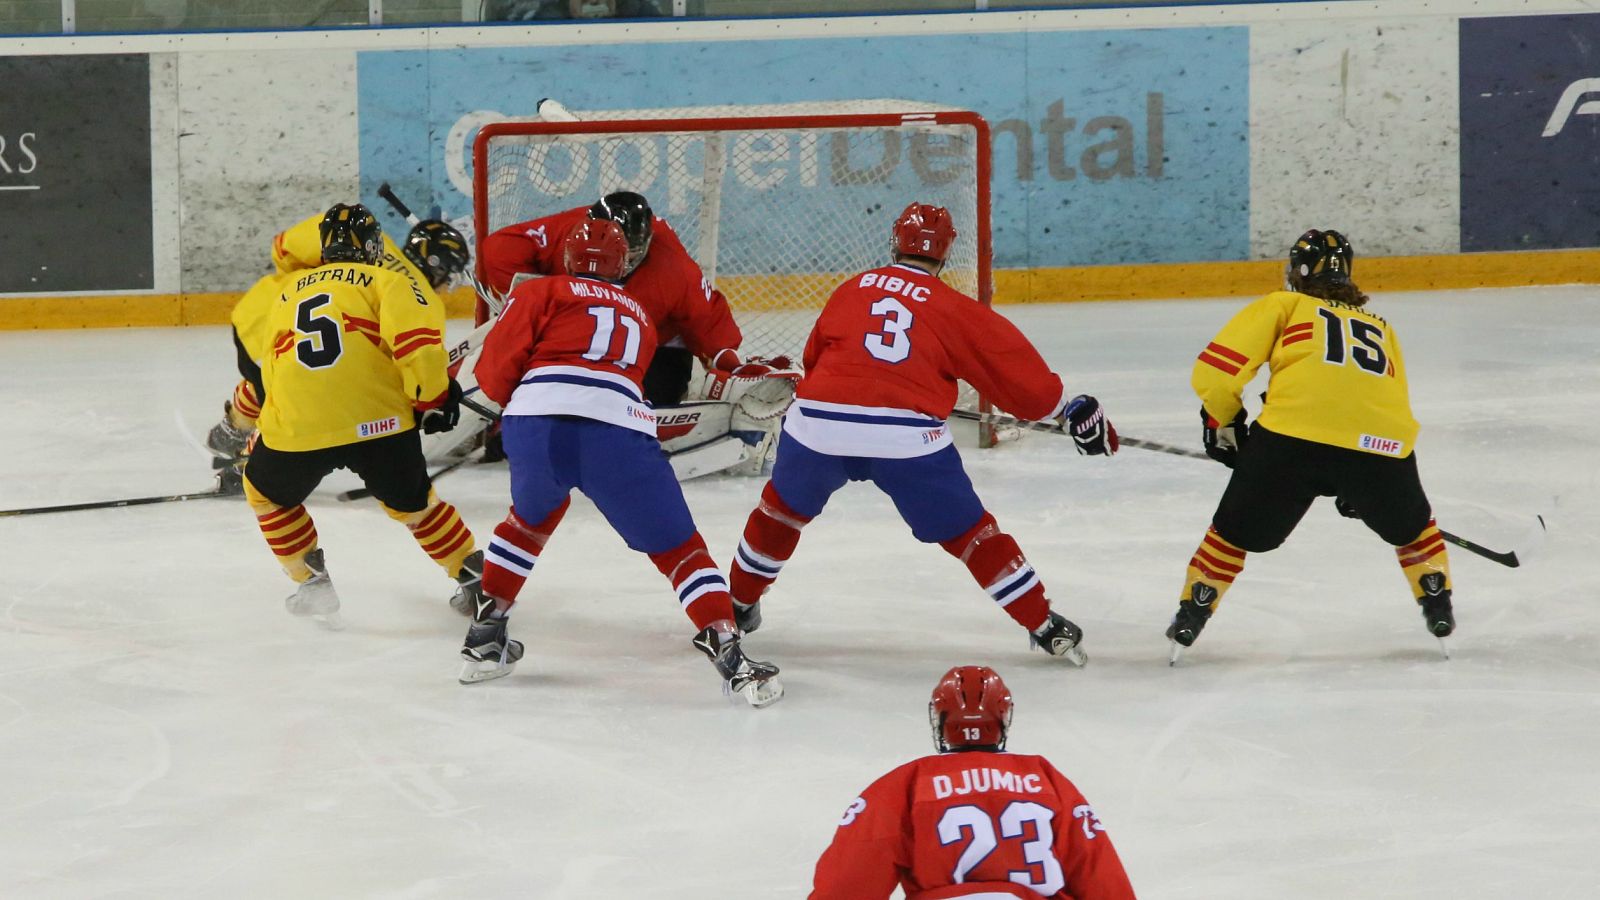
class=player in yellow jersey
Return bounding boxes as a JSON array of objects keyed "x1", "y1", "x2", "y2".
[
  {"x1": 205, "y1": 207, "x2": 470, "y2": 488},
  {"x1": 241, "y1": 204, "x2": 481, "y2": 628},
  {"x1": 1167, "y1": 229, "x2": 1454, "y2": 661}
]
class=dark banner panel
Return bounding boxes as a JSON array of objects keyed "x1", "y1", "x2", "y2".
[
  {"x1": 1461, "y1": 15, "x2": 1600, "y2": 252},
  {"x1": 0, "y1": 54, "x2": 153, "y2": 293}
]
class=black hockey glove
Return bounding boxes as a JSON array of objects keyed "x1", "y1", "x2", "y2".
[
  {"x1": 1334, "y1": 496, "x2": 1361, "y2": 518},
  {"x1": 420, "y1": 379, "x2": 463, "y2": 434},
  {"x1": 1201, "y1": 406, "x2": 1248, "y2": 468},
  {"x1": 1063, "y1": 394, "x2": 1118, "y2": 456}
]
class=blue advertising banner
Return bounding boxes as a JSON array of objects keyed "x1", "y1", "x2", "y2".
[
  {"x1": 356, "y1": 26, "x2": 1248, "y2": 270},
  {"x1": 1461, "y1": 14, "x2": 1600, "y2": 252}
]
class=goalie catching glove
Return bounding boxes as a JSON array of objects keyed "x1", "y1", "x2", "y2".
[
  {"x1": 1062, "y1": 394, "x2": 1118, "y2": 456},
  {"x1": 709, "y1": 348, "x2": 795, "y2": 380},
  {"x1": 1201, "y1": 406, "x2": 1248, "y2": 468}
]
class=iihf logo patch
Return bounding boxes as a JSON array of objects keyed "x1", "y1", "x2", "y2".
[
  {"x1": 1358, "y1": 434, "x2": 1404, "y2": 457},
  {"x1": 357, "y1": 416, "x2": 401, "y2": 438}
]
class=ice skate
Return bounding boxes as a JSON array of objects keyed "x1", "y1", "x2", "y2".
[
  {"x1": 449, "y1": 549, "x2": 484, "y2": 616},
  {"x1": 1030, "y1": 611, "x2": 1087, "y2": 666},
  {"x1": 692, "y1": 621, "x2": 783, "y2": 708},
  {"x1": 732, "y1": 598, "x2": 762, "y2": 634},
  {"x1": 459, "y1": 595, "x2": 523, "y2": 684},
  {"x1": 205, "y1": 402, "x2": 251, "y2": 460},
  {"x1": 1418, "y1": 576, "x2": 1454, "y2": 659},
  {"x1": 1165, "y1": 583, "x2": 1217, "y2": 666},
  {"x1": 285, "y1": 548, "x2": 343, "y2": 630}
]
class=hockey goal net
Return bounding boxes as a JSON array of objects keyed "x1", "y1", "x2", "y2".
[{"x1": 472, "y1": 100, "x2": 992, "y2": 364}]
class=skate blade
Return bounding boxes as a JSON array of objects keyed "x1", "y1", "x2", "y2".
[
  {"x1": 459, "y1": 658, "x2": 517, "y2": 684},
  {"x1": 314, "y1": 611, "x2": 346, "y2": 632},
  {"x1": 1436, "y1": 636, "x2": 1451, "y2": 660},
  {"x1": 726, "y1": 676, "x2": 784, "y2": 708},
  {"x1": 1061, "y1": 645, "x2": 1088, "y2": 667},
  {"x1": 1169, "y1": 640, "x2": 1183, "y2": 667}
]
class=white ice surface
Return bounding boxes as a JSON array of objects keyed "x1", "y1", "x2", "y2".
[{"x1": 1, "y1": 287, "x2": 1597, "y2": 899}]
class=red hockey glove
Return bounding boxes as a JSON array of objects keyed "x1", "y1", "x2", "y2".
[
  {"x1": 709, "y1": 349, "x2": 796, "y2": 379},
  {"x1": 1064, "y1": 394, "x2": 1118, "y2": 456}
]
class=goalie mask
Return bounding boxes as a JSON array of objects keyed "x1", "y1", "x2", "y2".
[
  {"x1": 1286, "y1": 229, "x2": 1354, "y2": 290},
  {"x1": 929, "y1": 665, "x2": 1013, "y2": 753},
  {"x1": 320, "y1": 203, "x2": 383, "y2": 266},
  {"x1": 893, "y1": 202, "x2": 957, "y2": 266},
  {"x1": 589, "y1": 191, "x2": 654, "y2": 276},
  {"x1": 404, "y1": 220, "x2": 471, "y2": 289}
]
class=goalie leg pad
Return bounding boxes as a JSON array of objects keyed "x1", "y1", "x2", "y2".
[{"x1": 939, "y1": 511, "x2": 1050, "y2": 632}]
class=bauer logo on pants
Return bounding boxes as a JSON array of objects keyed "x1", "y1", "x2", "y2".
[{"x1": 0, "y1": 54, "x2": 153, "y2": 293}]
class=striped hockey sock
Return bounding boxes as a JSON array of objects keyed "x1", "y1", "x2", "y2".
[
  {"x1": 230, "y1": 379, "x2": 262, "y2": 427},
  {"x1": 729, "y1": 482, "x2": 811, "y2": 606},
  {"x1": 1181, "y1": 526, "x2": 1247, "y2": 609},
  {"x1": 1395, "y1": 518, "x2": 1452, "y2": 600},
  {"x1": 939, "y1": 512, "x2": 1050, "y2": 632},
  {"x1": 651, "y1": 532, "x2": 736, "y2": 631},
  {"x1": 244, "y1": 476, "x2": 319, "y2": 582},
  {"x1": 481, "y1": 500, "x2": 569, "y2": 609},
  {"x1": 385, "y1": 491, "x2": 477, "y2": 579}
]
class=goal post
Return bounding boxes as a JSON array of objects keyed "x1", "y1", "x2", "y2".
[{"x1": 471, "y1": 102, "x2": 994, "y2": 442}]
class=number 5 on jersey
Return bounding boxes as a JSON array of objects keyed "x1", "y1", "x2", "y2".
[
  {"x1": 583, "y1": 305, "x2": 642, "y2": 368},
  {"x1": 865, "y1": 296, "x2": 914, "y2": 364}
]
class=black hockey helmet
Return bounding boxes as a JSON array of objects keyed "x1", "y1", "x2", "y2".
[
  {"x1": 589, "y1": 191, "x2": 654, "y2": 275},
  {"x1": 320, "y1": 203, "x2": 383, "y2": 265},
  {"x1": 1287, "y1": 229, "x2": 1354, "y2": 288},
  {"x1": 403, "y1": 219, "x2": 471, "y2": 289}
]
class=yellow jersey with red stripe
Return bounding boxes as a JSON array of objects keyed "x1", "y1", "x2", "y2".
[
  {"x1": 271, "y1": 213, "x2": 442, "y2": 302},
  {"x1": 231, "y1": 271, "x2": 292, "y2": 364},
  {"x1": 257, "y1": 262, "x2": 449, "y2": 451},
  {"x1": 1193, "y1": 290, "x2": 1418, "y2": 457}
]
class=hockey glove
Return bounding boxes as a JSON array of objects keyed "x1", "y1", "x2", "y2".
[
  {"x1": 709, "y1": 348, "x2": 796, "y2": 379},
  {"x1": 1334, "y1": 496, "x2": 1361, "y2": 519},
  {"x1": 420, "y1": 379, "x2": 464, "y2": 434},
  {"x1": 1201, "y1": 406, "x2": 1248, "y2": 468},
  {"x1": 1063, "y1": 394, "x2": 1118, "y2": 456}
]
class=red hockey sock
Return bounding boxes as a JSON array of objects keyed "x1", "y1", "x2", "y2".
[
  {"x1": 650, "y1": 532, "x2": 736, "y2": 631},
  {"x1": 939, "y1": 511, "x2": 1050, "y2": 631},
  {"x1": 481, "y1": 499, "x2": 569, "y2": 611},
  {"x1": 729, "y1": 482, "x2": 812, "y2": 605}
]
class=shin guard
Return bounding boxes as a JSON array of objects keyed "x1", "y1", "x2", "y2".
[
  {"x1": 651, "y1": 532, "x2": 736, "y2": 631},
  {"x1": 940, "y1": 512, "x2": 1050, "y2": 631},
  {"x1": 729, "y1": 482, "x2": 811, "y2": 606},
  {"x1": 481, "y1": 499, "x2": 569, "y2": 610}
]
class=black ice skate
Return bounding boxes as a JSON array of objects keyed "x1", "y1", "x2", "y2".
[
  {"x1": 1030, "y1": 611, "x2": 1088, "y2": 666},
  {"x1": 285, "y1": 548, "x2": 343, "y2": 630},
  {"x1": 1417, "y1": 573, "x2": 1454, "y2": 659},
  {"x1": 692, "y1": 621, "x2": 783, "y2": 708},
  {"x1": 1166, "y1": 582, "x2": 1218, "y2": 665},
  {"x1": 459, "y1": 595, "x2": 523, "y2": 685},
  {"x1": 449, "y1": 549, "x2": 484, "y2": 617},
  {"x1": 732, "y1": 598, "x2": 762, "y2": 634}
]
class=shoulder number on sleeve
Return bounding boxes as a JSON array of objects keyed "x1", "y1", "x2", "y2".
[
  {"x1": 838, "y1": 797, "x2": 867, "y2": 827},
  {"x1": 1072, "y1": 803, "x2": 1106, "y2": 839}
]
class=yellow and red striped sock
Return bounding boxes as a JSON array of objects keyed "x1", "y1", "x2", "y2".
[
  {"x1": 385, "y1": 491, "x2": 477, "y2": 578},
  {"x1": 1181, "y1": 526, "x2": 1247, "y2": 608},
  {"x1": 230, "y1": 379, "x2": 262, "y2": 428},
  {"x1": 244, "y1": 476, "x2": 319, "y2": 582},
  {"x1": 1394, "y1": 518, "x2": 1452, "y2": 600}
]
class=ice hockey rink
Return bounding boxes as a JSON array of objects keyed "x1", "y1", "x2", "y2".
[{"x1": 1, "y1": 285, "x2": 1595, "y2": 899}]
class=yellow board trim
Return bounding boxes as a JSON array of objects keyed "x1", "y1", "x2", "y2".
[{"x1": 7, "y1": 249, "x2": 1600, "y2": 330}]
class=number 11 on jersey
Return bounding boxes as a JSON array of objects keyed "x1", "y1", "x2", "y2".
[{"x1": 583, "y1": 305, "x2": 642, "y2": 368}]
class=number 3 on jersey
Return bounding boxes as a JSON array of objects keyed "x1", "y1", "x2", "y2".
[
  {"x1": 582, "y1": 305, "x2": 642, "y2": 368},
  {"x1": 865, "y1": 296, "x2": 914, "y2": 364}
]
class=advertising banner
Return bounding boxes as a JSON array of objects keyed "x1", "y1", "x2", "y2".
[
  {"x1": 356, "y1": 26, "x2": 1248, "y2": 270},
  {"x1": 1461, "y1": 14, "x2": 1600, "y2": 251},
  {"x1": 0, "y1": 54, "x2": 154, "y2": 293}
]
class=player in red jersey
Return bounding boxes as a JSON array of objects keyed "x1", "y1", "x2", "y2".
[
  {"x1": 811, "y1": 666, "x2": 1136, "y2": 899},
  {"x1": 466, "y1": 219, "x2": 783, "y2": 706},
  {"x1": 480, "y1": 190, "x2": 784, "y2": 403},
  {"x1": 727, "y1": 203, "x2": 1117, "y2": 663}
]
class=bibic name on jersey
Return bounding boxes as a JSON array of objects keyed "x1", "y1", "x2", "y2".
[
  {"x1": 810, "y1": 751, "x2": 1136, "y2": 900},
  {"x1": 474, "y1": 275, "x2": 660, "y2": 435},
  {"x1": 786, "y1": 264, "x2": 1070, "y2": 460},
  {"x1": 1193, "y1": 290, "x2": 1419, "y2": 457},
  {"x1": 256, "y1": 263, "x2": 448, "y2": 452}
]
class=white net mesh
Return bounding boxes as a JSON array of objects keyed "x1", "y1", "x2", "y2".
[{"x1": 477, "y1": 100, "x2": 986, "y2": 360}]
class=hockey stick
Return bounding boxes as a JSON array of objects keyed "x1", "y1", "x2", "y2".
[
  {"x1": 949, "y1": 407, "x2": 1533, "y2": 569},
  {"x1": 0, "y1": 486, "x2": 231, "y2": 518},
  {"x1": 376, "y1": 181, "x2": 506, "y2": 317}
]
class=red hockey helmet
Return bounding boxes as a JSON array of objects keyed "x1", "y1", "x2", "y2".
[
  {"x1": 563, "y1": 219, "x2": 629, "y2": 281},
  {"x1": 929, "y1": 665, "x2": 1013, "y2": 753},
  {"x1": 892, "y1": 202, "x2": 957, "y2": 263}
]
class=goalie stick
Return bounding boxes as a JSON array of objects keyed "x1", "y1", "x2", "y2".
[
  {"x1": 0, "y1": 486, "x2": 230, "y2": 518},
  {"x1": 948, "y1": 407, "x2": 1536, "y2": 569}
]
